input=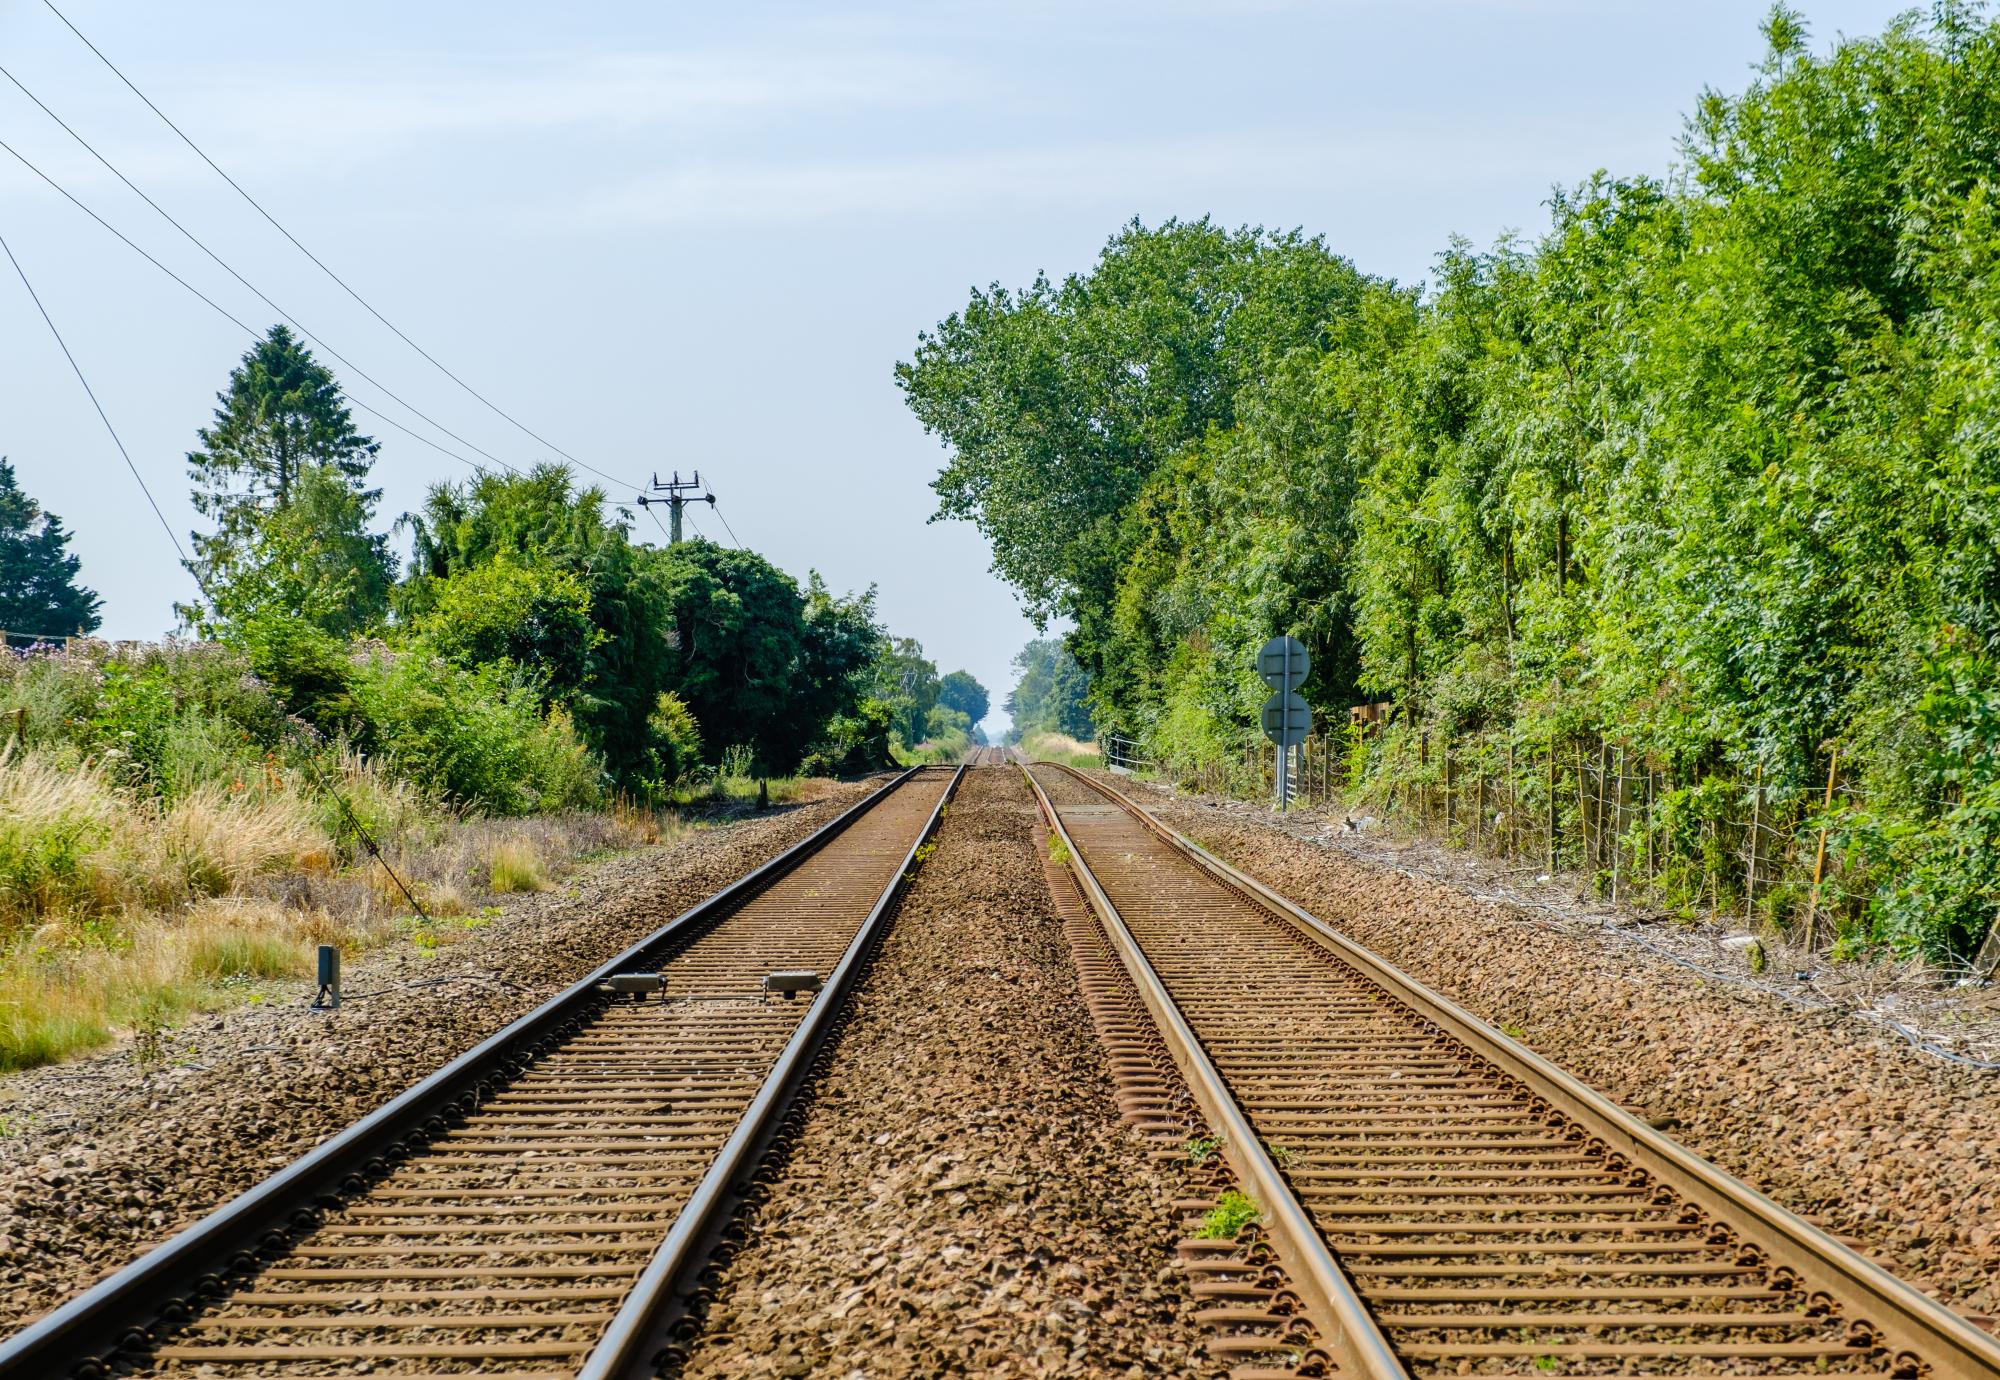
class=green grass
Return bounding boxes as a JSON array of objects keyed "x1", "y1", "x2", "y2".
[
  {"x1": 183, "y1": 929, "x2": 308, "y2": 981},
  {"x1": 487, "y1": 838, "x2": 548, "y2": 893},
  {"x1": 1197, "y1": 1189, "x2": 1260, "y2": 1240}
]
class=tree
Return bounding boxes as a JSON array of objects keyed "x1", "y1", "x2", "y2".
[
  {"x1": 870, "y1": 637, "x2": 940, "y2": 747},
  {"x1": 1005, "y1": 639, "x2": 1093, "y2": 741},
  {"x1": 185, "y1": 326, "x2": 389, "y2": 631},
  {"x1": 900, "y1": 217, "x2": 1371, "y2": 671},
  {"x1": 937, "y1": 670, "x2": 989, "y2": 727},
  {"x1": 0, "y1": 458, "x2": 100, "y2": 636},
  {"x1": 193, "y1": 462, "x2": 393, "y2": 640}
]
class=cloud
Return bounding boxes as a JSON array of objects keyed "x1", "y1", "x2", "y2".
[
  {"x1": 188, "y1": 46, "x2": 972, "y2": 148},
  {"x1": 560, "y1": 122, "x2": 1666, "y2": 232}
]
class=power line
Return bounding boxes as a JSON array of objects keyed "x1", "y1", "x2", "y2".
[
  {"x1": 39, "y1": 0, "x2": 641, "y2": 496},
  {"x1": 0, "y1": 133, "x2": 510, "y2": 481},
  {"x1": 0, "y1": 62, "x2": 538, "y2": 483},
  {"x1": 1, "y1": 226, "x2": 186, "y2": 565},
  {"x1": 0, "y1": 221, "x2": 429, "y2": 922},
  {"x1": 711, "y1": 502, "x2": 743, "y2": 547}
]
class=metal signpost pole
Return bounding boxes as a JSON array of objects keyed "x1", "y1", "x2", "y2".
[{"x1": 1257, "y1": 635, "x2": 1310, "y2": 815}]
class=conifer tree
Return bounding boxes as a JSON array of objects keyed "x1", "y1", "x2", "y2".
[
  {"x1": 0, "y1": 457, "x2": 101, "y2": 636},
  {"x1": 184, "y1": 325, "x2": 390, "y2": 632}
]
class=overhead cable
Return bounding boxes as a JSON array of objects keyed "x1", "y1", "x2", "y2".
[
  {"x1": 39, "y1": 0, "x2": 642, "y2": 495},
  {"x1": 0, "y1": 62, "x2": 535, "y2": 479},
  {"x1": 0, "y1": 134, "x2": 507, "y2": 479}
]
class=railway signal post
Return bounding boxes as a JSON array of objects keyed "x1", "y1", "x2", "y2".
[{"x1": 1257, "y1": 634, "x2": 1310, "y2": 813}]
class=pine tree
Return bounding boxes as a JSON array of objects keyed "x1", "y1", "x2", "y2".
[
  {"x1": 0, "y1": 457, "x2": 102, "y2": 637},
  {"x1": 184, "y1": 325, "x2": 390, "y2": 632}
]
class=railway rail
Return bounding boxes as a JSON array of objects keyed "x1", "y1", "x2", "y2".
[
  {"x1": 2, "y1": 764, "x2": 961, "y2": 1380},
  {"x1": 1020, "y1": 760, "x2": 2000, "y2": 1380}
]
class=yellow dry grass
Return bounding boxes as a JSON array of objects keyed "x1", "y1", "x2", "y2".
[{"x1": 485, "y1": 837, "x2": 548, "y2": 894}]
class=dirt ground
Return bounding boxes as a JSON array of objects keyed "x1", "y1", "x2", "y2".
[
  {"x1": 1106, "y1": 771, "x2": 2000, "y2": 1327},
  {"x1": 670, "y1": 766, "x2": 1208, "y2": 1379},
  {"x1": 0, "y1": 780, "x2": 876, "y2": 1336}
]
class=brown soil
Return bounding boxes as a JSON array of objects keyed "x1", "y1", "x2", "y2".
[
  {"x1": 0, "y1": 781, "x2": 877, "y2": 1337},
  {"x1": 670, "y1": 766, "x2": 1207, "y2": 1379},
  {"x1": 1107, "y1": 772, "x2": 2000, "y2": 1326}
]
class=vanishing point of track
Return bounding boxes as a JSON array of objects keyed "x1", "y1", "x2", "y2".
[
  {"x1": 2, "y1": 765, "x2": 961, "y2": 1380},
  {"x1": 1022, "y1": 761, "x2": 2000, "y2": 1380}
]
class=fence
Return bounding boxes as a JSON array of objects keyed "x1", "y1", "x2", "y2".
[{"x1": 1119, "y1": 718, "x2": 2000, "y2": 969}]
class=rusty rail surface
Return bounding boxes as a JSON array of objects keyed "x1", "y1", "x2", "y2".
[
  {"x1": 1021, "y1": 760, "x2": 2000, "y2": 1380},
  {"x1": 4, "y1": 764, "x2": 961, "y2": 1380}
]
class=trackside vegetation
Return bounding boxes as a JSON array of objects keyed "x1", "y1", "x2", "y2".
[
  {"x1": 0, "y1": 327, "x2": 983, "y2": 1069},
  {"x1": 906, "y1": 7, "x2": 2000, "y2": 963}
]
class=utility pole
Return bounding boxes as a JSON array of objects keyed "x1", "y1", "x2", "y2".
[{"x1": 636, "y1": 470, "x2": 715, "y2": 544}]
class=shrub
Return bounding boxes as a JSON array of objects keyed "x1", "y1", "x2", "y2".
[
  {"x1": 348, "y1": 647, "x2": 603, "y2": 815},
  {"x1": 641, "y1": 692, "x2": 702, "y2": 793},
  {"x1": 486, "y1": 837, "x2": 548, "y2": 894}
]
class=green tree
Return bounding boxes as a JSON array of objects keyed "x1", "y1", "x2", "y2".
[
  {"x1": 0, "y1": 458, "x2": 100, "y2": 636},
  {"x1": 652, "y1": 540, "x2": 821, "y2": 772},
  {"x1": 398, "y1": 465, "x2": 666, "y2": 778},
  {"x1": 900, "y1": 218, "x2": 1371, "y2": 671},
  {"x1": 1005, "y1": 639, "x2": 1093, "y2": 741},
  {"x1": 184, "y1": 326, "x2": 389, "y2": 632},
  {"x1": 870, "y1": 636, "x2": 940, "y2": 747},
  {"x1": 937, "y1": 670, "x2": 989, "y2": 727},
  {"x1": 193, "y1": 462, "x2": 393, "y2": 640}
]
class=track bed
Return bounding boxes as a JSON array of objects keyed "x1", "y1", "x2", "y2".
[{"x1": 1024, "y1": 762, "x2": 2000, "y2": 1380}]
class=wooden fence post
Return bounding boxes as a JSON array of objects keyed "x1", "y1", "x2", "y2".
[
  {"x1": 1745, "y1": 764, "x2": 1763, "y2": 926},
  {"x1": 1805, "y1": 746, "x2": 1840, "y2": 948},
  {"x1": 1546, "y1": 740, "x2": 1557, "y2": 874}
]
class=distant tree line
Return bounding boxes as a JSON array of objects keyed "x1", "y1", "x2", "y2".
[
  {"x1": 901, "y1": 6, "x2": 2000, "y2": 960},
  {"x1": 2, "y1": 324, "x2": 985, "y2": 809}
]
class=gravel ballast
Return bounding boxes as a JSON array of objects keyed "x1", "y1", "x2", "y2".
[
  {"x1": 0, "y1": 781, "x2": 875, "y2": 1337},
  {"x1": 671, "y1": 766, "x2": 1207, "y2": 1379},
  {"x1": 1108, "y1": 771, "x2": 2000, "y2": 1326}
]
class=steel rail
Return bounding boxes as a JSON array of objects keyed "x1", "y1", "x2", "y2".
[
  {"x1": 1035, "y1": 761, "x2": 2000, "y2": 1380},
  {"x1": 1019, "y1": 763, "x2": 1408, "y2": 1380},
  {"x1": 0, "y1": 767, "x2": 938, "y2": 1380},
  {"x1": 577, "y1": 761, "x2": 963, "y2": 1377}
]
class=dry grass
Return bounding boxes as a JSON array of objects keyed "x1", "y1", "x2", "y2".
[
  {"x1": 0, "y1": 747, "x2": 692, "y2": 1073},
  {"x1": 486, "y1": 837, "x2": 548, "y2": 894},
  {"x1": 1019, "y1": 731, "x2": 1100, "y2": 768},
  {"x1": 0, "y1": 900, "x2": 321, "y2": 1072}
]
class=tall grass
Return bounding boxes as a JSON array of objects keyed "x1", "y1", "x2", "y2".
[
  {"x1": 1019, "y1": 730, "x2": 1099, "y2": 768},
  {"x1": 0, "y1": 744, "x2": 685, "y2": 1071}
]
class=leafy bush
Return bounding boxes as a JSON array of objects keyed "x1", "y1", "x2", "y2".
[
  {"x1": 799, "y1": 698, "x2": 894, "y2": 777},
  {"x1": 347, "y1": 648, "x2": 603, "y2": 816},
  {"x1": 640, "y1": 692, "x2": 702, "y2": 793}
]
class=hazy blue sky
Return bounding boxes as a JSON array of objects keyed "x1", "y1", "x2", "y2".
[{"x1": 1, "y1": 0, "x2": 1913, "y2": 732}]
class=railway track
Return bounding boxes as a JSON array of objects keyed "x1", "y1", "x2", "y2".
[
  {"x1": 1021, "y1": 761, "x2": 2000, "y2": 1380},
  {"x1": 3, "y1": 765, "x2": 961, "y2": 1380}
]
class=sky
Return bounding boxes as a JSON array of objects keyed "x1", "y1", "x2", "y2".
[{"x1": 0, "y1": 0, "x2": 1918, "y2": 735}]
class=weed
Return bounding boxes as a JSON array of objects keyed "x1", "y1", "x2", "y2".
[
  {"x1": 1263, "y1": 1142, "x2": 1293, "y2": 1169},
  {"x1": 184, "y1": 929, "x2": 306, "y2": 982},
  {"x1": 1499, "y1": 1020, "x2": 1526, "y2": 1039},
  {"x1": 1532, "y1": 1356, "x2": 1559, "y2": 1372},
  {"x1": 913, "y1": 841, "x2": 937, "y2": 866},
  {"x1": 1197, "y1": 1189, "x2": 1260, "y2": 1239},
  {"x1": 487, "y1": 838, "x2": 548, "y2": 894},
  {"x1": 1047, "y1": 834, "x2": 1072, "y2": 864},
  {"x1": 1185, "y1": 1134, "x2": 1223, "y2": 1166},
  {"x1": 130, "y1": 998, "x2": 169, "y2": 1068}
]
